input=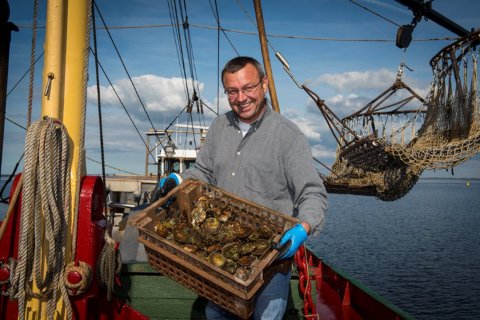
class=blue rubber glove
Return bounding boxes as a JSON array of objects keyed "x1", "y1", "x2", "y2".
[
  {"x1": 151, "y1": 173, "x2": 182, "y2": 203},
  {"x1": 277, "y1": 224, "x2": 308, "y2": 260},
  {"x1": 160, "y1": 173, "x2": 182, "y2": 195}
]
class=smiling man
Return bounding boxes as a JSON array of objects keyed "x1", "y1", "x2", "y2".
[{"x1": 158, "y1": 56, "x2": 328, "y2": 319}]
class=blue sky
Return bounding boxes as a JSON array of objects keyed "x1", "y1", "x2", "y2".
[{"x1": 4, "y1": 0, "x2": 480, "y2": 178}]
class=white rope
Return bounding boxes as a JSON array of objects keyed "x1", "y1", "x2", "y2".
[{"x1": 10, "y1": 117, "x2": 73, "y2": 319}]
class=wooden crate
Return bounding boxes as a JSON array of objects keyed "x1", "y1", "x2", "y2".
[{"x1": 130, "y1": 179, "x2": 297, "y2": 319}]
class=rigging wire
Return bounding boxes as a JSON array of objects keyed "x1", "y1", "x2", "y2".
[
  {"x1": 208, "y1": 0, "x2": 240, "y2": 56},
  {"x1": 165, "y1": 0, "x2": 213, "y2": 160},
  {"x1": 91, "y1": 0, "x2": 107, "y2": 195},
  {"x1": 89, "y1": 47, "x2": 156, "y2": 164},
  {"x1": 85, "y1": 156, "x2": 139, "y2": 175},
  {"x1": 179, "y1": 0, "x2": 200, "y2": 93},
  {"x1": 93, "y1": 2, "x2": 163, "y2": 151},
  {"x1": 26, "y1": 0, "x2": 39, "y2": 128},
  {"x1": 14, "y1": 23, "x2": 457, "y2": 43},
  {"x1": 167, "y1": 0, "x2": 190, "y2": 98},
  {"x1": 6, "y1": 53, "x2": 43, "y2": 97},
  {"x1": 347, "y1": 0, "x2": 401, "y2": 27},
  {"x1": 212, "y1": 0, "x2": 220, "y2": 114}
]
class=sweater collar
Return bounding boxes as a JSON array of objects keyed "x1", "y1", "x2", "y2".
[{"x1": 228, "y1": 102, "x2": 271, "y2": 132}]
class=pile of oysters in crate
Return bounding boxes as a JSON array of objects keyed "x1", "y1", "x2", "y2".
[{"x1": 153, "y1": 195, "x2": 276, "y2": 280}]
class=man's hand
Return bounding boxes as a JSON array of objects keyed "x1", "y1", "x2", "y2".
[
  {"x1": 277, "y1": 223, "x2": 309, "y2": 260},
  {"x1": 151, "y1": 173, "x2": 182, "y2": 203}
]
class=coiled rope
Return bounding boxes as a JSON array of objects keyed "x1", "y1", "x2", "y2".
[
  {"x1": 10, "y1": 117, "x2": 73, "y2": 320},
  {"x1": 64, "y1": 261, "x2": 92, "y2": 296},
  {"x1": 97, "y1": 235, "x2": 122, "y2": 301}
]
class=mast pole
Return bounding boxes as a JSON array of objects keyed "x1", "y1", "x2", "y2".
[
  {"x1": 0, "y1": 0, "x2": 18, "y2": 176},
  {"x1": 24, "y1": 0, "x2": 90, "y2": 317},
  {"x1": 253, "y1": 0, "x2": 280, "y2": 113}
]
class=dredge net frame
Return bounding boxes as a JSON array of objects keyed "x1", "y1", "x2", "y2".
[{"x1": 324, "y1": 30, "x2": 480, "y2": 201}]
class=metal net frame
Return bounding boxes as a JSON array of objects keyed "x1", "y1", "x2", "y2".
[{"x1": 323, "y1": 30, "x2": 480, "y2": 200}]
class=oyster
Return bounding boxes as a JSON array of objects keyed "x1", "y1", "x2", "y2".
[
  {"x1": 222, "y1": 242, "x2": 242, "y2": 261},
  {"x1": 240, "y1": 241, "x2": 256, "y2": 256},
  {"x1": 234, "y1": 267, "x2": 250, "y2": 281},
  {"x1": 223, "y1": 221, "x2": 251, "y2": 238},
  {"x1": 195, "y1": 196, "x2": 211, "y2": 210},
  {"x1": 258, "y1": 225, "x2": 275, "y2": 239},
  {"x1": 153, "y1": 221, "x2": 171, "y2": 238},
  {"x1": 253, "y1": 239, "x2": 270, "y2": 256},
  {"x1": 208, "y1": 252, "x2": 226, "y2": 268},
  {"x1": 173, "y1": 222, "x2": 190, "y2": 243},
  {"x1": 188, "y1": 229, "x2": 204, "y2": 247},
  {"x1": 201, "y1": 217, "x2": 221, "y2": 235},
  {"x1": 216, "y1": 229, "x2": 238, "y2": 244},
  {"x1": 222, "y1": 259, "x2": 238, "y2": 274},
  {"x1": 163, "y1": 218, "x2": 176, "y2": 230},
  {"x1": 247, "y1": 231, "x2": 261, "y2": 242},
  {"x1": 191, "y1": 207, "x2": 206, "y2": 225},
  {"x1": 237, "y1": 255, "x2": 256, "y2": 267}
]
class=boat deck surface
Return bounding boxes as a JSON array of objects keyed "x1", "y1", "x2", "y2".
[{"x1": 117, "y1": 263, "x2": 305, "y2": 319}]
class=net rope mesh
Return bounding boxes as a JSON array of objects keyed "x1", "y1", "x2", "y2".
[{"x1": 326, "y1": 30, "x2": 480, "y2": 201}]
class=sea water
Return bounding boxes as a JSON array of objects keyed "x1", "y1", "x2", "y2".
[
  {"x1": 1, "y1": 178, "x2": 479, "y2": 319},
  {"x1": 309, "y1": 179, "x2": 480, "y2": 320}
]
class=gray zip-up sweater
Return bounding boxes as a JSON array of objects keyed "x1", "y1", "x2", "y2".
[{"x1": 182, "y1": 106, "x2": 327, "y2": 236}]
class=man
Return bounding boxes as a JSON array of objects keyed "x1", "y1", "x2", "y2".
[{"x1": 159, "y1": 56, "x2": 327, "y2": 319}]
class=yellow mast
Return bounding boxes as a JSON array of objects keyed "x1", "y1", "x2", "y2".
[{"x1": 26, "y1": 0, "x2": 89, "y2": 318}]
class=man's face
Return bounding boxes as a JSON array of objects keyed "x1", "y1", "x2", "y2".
[{"x1": 223, "y1": 63, "x2": 268, "y2": 124}]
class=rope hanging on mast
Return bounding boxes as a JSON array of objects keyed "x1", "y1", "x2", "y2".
[{"x1": 11, "y1": 117, "x2": 73, "y2": 319}]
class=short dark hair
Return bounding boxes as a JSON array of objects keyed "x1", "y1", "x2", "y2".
[{"x1": 221, "y1": 56, "x2": 265, "y2": 85}]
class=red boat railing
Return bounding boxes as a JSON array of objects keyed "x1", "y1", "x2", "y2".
[{"x1": 295, "y1": 245, "x2": 413, "y2": 320}]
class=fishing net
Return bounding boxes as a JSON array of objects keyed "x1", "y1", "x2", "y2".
[
  {"x1": 388, "y1": 30, "x2": 480, "y2": 170},
  {"x1": 324, "y1": 30, "x2": 480, "y2": 200}
]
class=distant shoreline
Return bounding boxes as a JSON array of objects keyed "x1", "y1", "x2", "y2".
[{"x1": 419, "y1": 177, "x2": 479, "y2": 181}]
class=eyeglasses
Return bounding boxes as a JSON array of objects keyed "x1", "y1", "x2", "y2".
[{"x1": 224, "y1": 79, "x2": 263, "y2": 98}]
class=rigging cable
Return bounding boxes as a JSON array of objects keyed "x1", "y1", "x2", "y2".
[
  {"x1": 93, "y1": 2, "x2": 163, "y2": 152},
  {"x1": 89, "y1": 48, "x2": 155, "y2": 164},
  {"x1": 6, "y1": 52, "x2": 43, "y2": 98},
  {"x1": 212, "y1": 0, "x2": 221, "y2": 114},
  {"x1": 208, "y1": 0, "x2": 240, "y2": 56},
  {"x1": 347, "y1": 0, "x2": 401, "y2": 27},
  {"x1": 179, "y1": 0, "x2": 200, "y2": 94},
  {"x1": 91, "y1": 0, "x2": 106, "y2": 203},
  {"x1": 14, "y1": 23, "x2": 457, "y2": 43},
  {"x1": 166, "y1": 0, "x2": 212, "y2": 156},
  {"x1": 167, "y1": 0, "x2": 190, "y2": 98},
  {"x1": 26, "y1": 0, "x2": 39, "y2": 128}
]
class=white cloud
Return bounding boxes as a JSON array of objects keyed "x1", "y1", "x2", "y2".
[
  {"x1": 311, "y1": 143, "x2": 337, "y2": 160},
  {"x1": 87, "y1": 75, "x2": 206, "y2": 115},
  {"x1": 315, "y1": 68, "x2": 396, "y2": 92},
  {"x1": 284, "y1": 108, "x2": 323, "y2": 140},
  {"x1": 308, "y1": 68, "x2": 431, "y2": 118}
]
